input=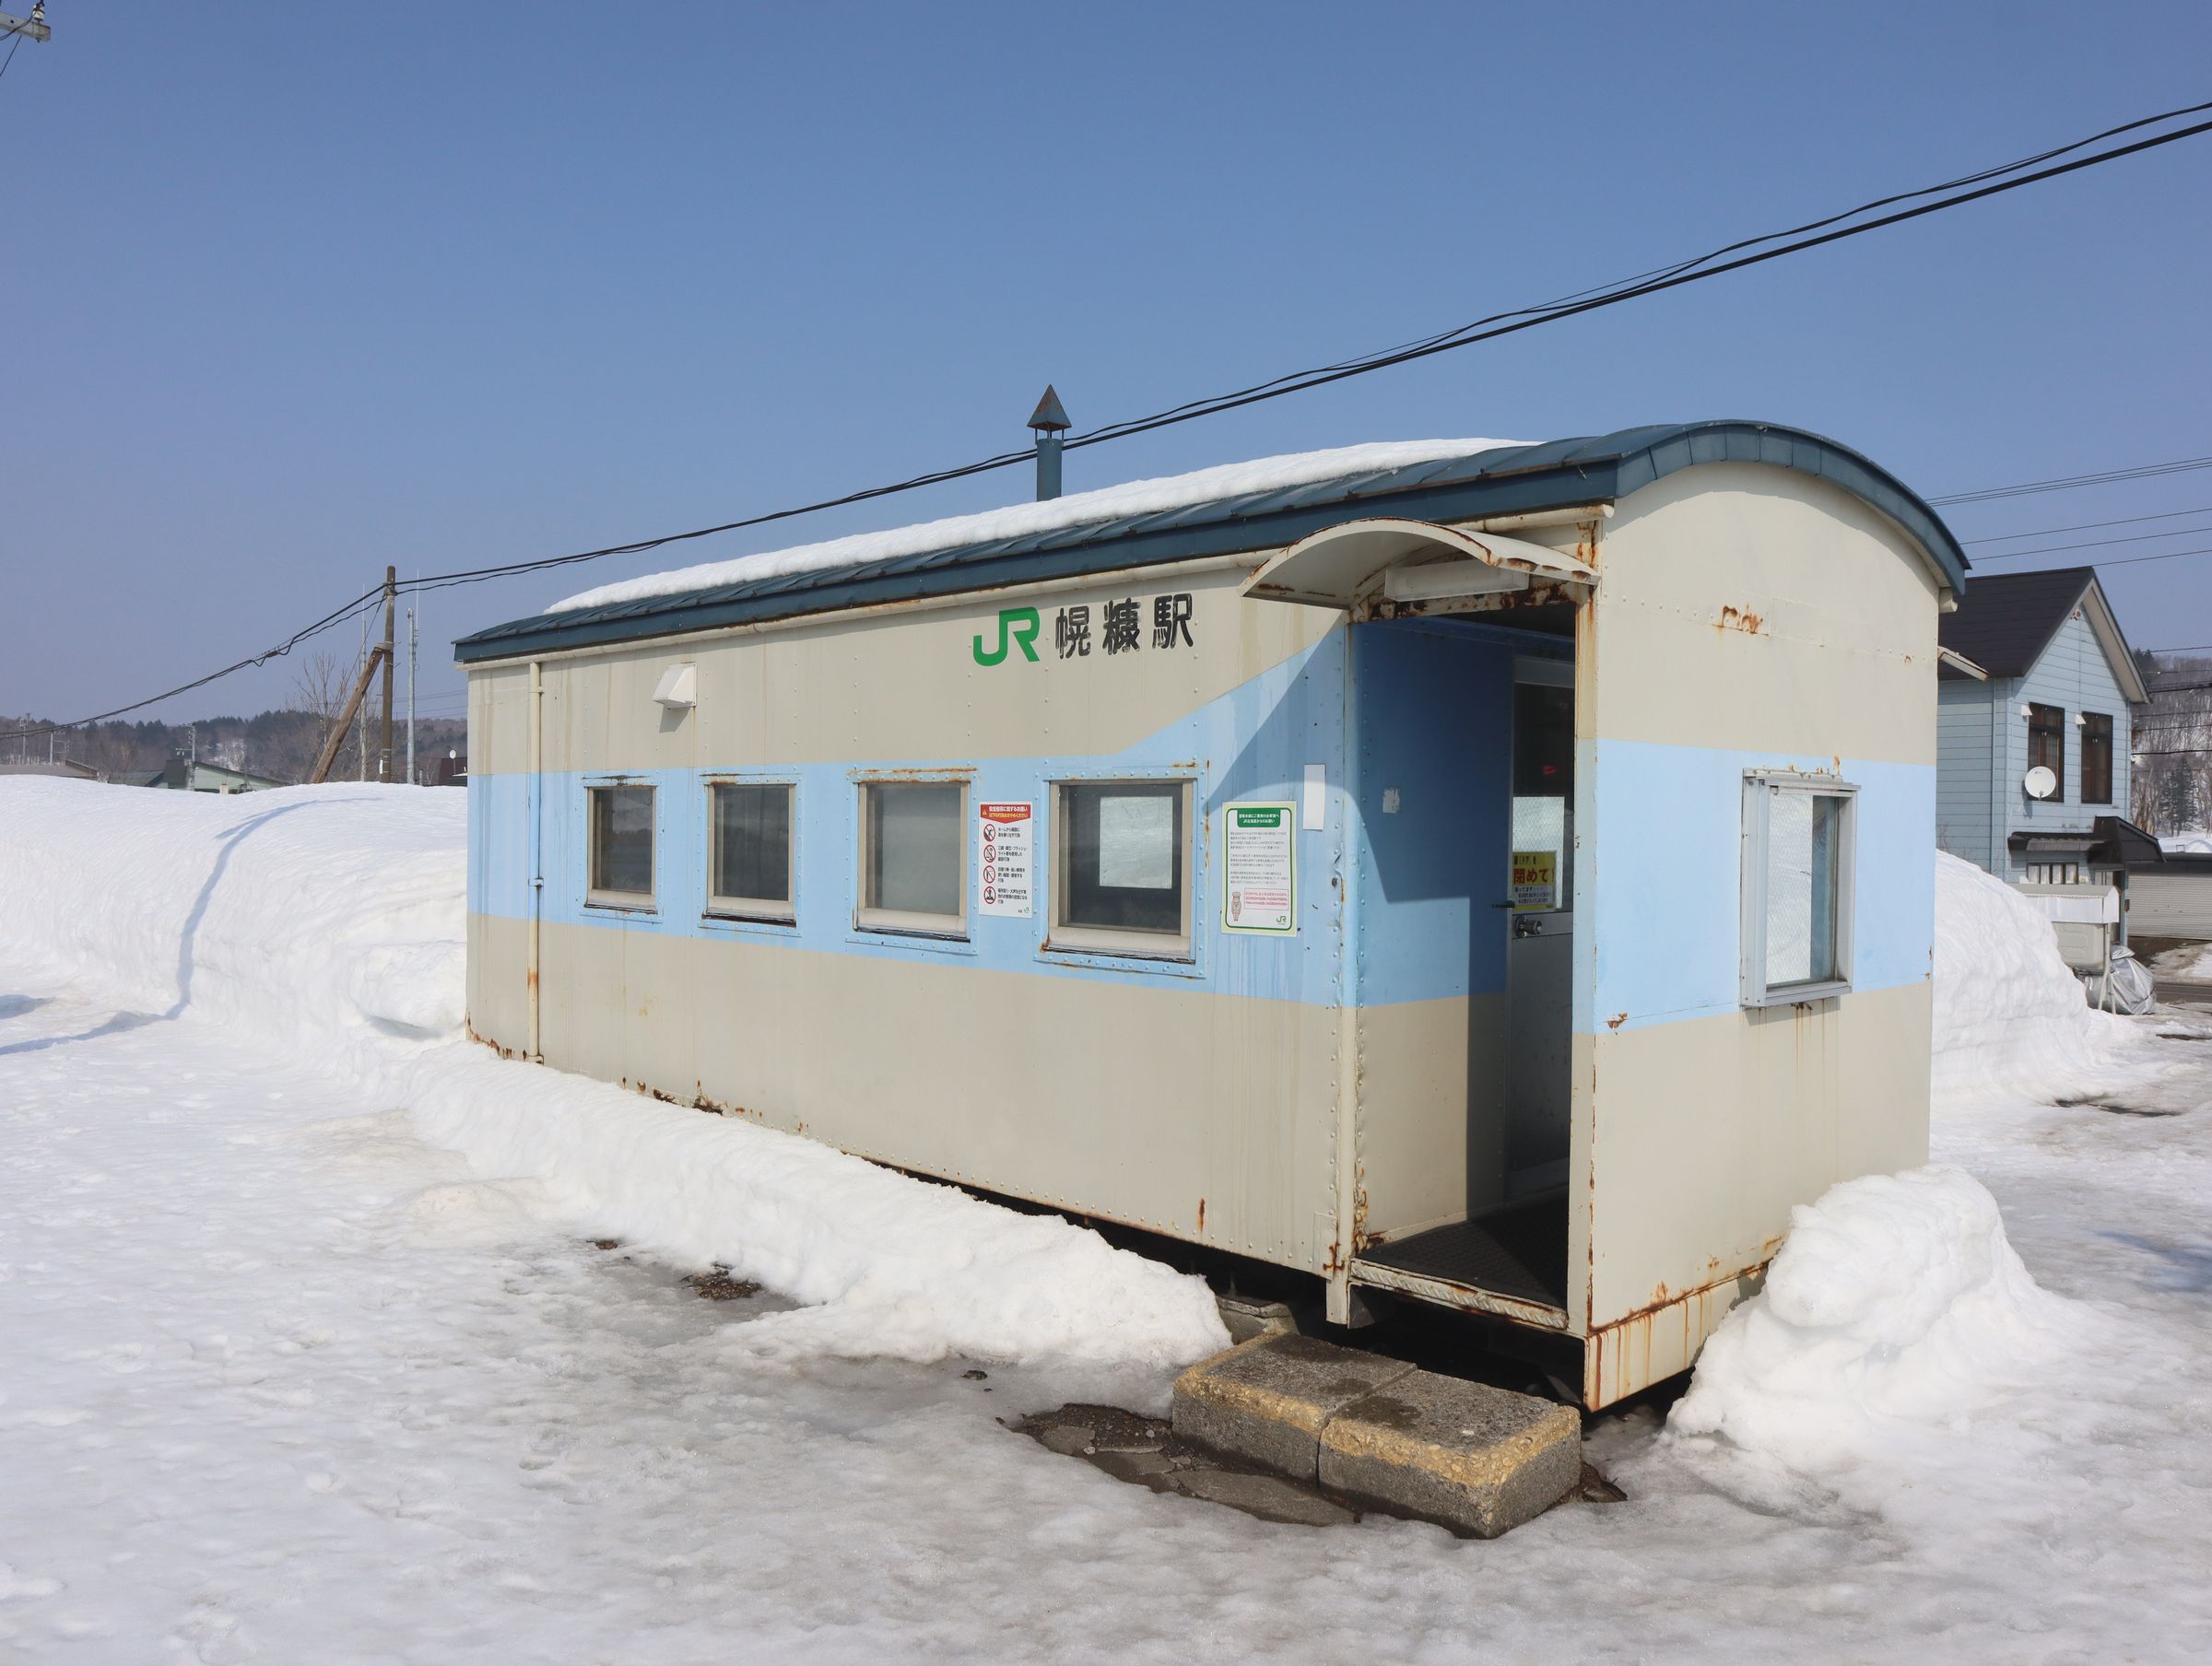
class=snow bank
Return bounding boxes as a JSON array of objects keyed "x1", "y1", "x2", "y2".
[
  {"x1": 0, "y1": 777, "x2": 465, "y2": 1050},
  {"x1": 1931, "y1": 851, "x2": 2141, "y2": 1103},
  {"x1": 2160, "y1": 829, "x2": 2212, "y2": 855},
  {"x1": 1670, "y1": 1167, "x2": 2085, "y2": 1461},
  {"x1": 0, "y1": 778, "x2": 1227, "y2": 1368},
  {"x1": 547, "y1": 438, "x2": 1522, "y2": 613}
]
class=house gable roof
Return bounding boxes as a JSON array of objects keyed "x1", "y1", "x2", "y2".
[
  {"x1": 1937, "y1": 567, "x2": 2147, "y2": 701},
  {"x1": 454, "y1": 420, "x2": 1969, "y2": 664}
]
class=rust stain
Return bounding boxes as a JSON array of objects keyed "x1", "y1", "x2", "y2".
[
  {"x1": 1606, "y1": 1011, "x2": 1628, "y2": 1031},
  {"x1": 1716, "y1": 604, "x2": 1765, "y2": 635},
  {"x1": 1195, "y1": 1197, "x2": 1206, "y2": 1234}
]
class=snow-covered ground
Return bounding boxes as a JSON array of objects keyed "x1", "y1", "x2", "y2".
[{"x1": 3, "y1": 783, "x2": 2209, "y2": 1661}]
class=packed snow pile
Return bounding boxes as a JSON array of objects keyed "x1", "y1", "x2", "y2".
[
  {"x1": 0, "y1": 777, "x2": 465, "y2": 1051},
  {"x1": 547, "y1": 438, "x2": 1524, "y2": 614},
  {"x1": 1671, "y1": 1166, "x2": 2088, "y2": 1461},
  {"x1": 2160, "y1": 829, "x2": 2212, "y2": 855},
  {"x1": 1930, "y1": 851, "x2": 2143, "y2": 1103},
  {"x1": 0, "y1": 778, "x2": 1227, "y2": 1368}
]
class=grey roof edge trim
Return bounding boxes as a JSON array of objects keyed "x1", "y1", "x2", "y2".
[
  {"x1": 2078, "y1": 576, "x2": 2152, "y2": 705},
  {"x1": 454, "y1": 420, "x2": 1966, "y2": 663}
]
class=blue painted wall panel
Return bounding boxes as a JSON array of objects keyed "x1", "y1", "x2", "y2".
[
  {"x1": 469, "y1": 632, "x2": 1351, "y2": 1007},
  {"x1": 1347, "y1": 617, "x2": 1547, "y2": 1007},
  {"x1": 1580, "y1": 740, "x2": 1935, "y2": 1035}
]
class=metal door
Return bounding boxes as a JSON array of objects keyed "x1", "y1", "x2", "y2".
[{"x1": 1503, "y1": 660, "x2": 1572, "y2": 1194}]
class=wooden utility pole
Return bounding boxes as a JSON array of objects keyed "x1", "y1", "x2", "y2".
[
  {"x1": 378, "y1": 566, "x2": 396, "y2": 782},
  {"x1": 309, "y1": 646, "x2": 387, "y2": 784}
]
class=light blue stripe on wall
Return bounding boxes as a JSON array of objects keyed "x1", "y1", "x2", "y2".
[
  {"x1": 1577, "y1": 739, "x2": 1934, "y2": 1036},
  {"x1": 469, "y1": 630, "x2": 1351, "y2": 1007}
]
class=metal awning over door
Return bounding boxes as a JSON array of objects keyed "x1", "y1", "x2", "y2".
[{"x1": 1241, "y1": 517, "x2": 1598, "y2": 616}]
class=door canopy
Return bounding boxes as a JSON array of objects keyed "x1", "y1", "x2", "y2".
[{"x1": 1241, "y1": 517, "x2": 1597, "y2": 616}]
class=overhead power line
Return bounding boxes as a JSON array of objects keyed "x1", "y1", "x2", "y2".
[
  {"x1": 1962, "y1": 505, "x2": 2212, "y2": 544},
  {"x1": 1929, "y1": 453, "x2": 2212, "y2": 506},
  {"x1": 1970, "y1": 524, "x2": 2212, "y2": 562},
  {"x1": 8, "y1": 97, "x2": 2212, "y2": 744}
]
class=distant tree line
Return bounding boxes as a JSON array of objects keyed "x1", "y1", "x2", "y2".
[{"x1": 2136, "y1": 651, "x2": 2212, "y2": 836}]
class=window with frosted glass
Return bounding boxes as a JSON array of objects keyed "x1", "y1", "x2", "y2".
[
  {"x1": 859, "y1": 781, "x2": 964, "y2": 932},
  {"x1": 1741, "y1": 776, "x2": 1855, "y2": 1006},
  {"x1": 1053, "y1": 780, "x2": 1191, "y2": 952},
  {"x1": 589, "y1": 785, "x2": 655, "y2": 904},
  {"x1": 710, "y1": 783, "x2": 794, "y2": 920}
]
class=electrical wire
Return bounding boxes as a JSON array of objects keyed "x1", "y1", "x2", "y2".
[
  {"x1": 1961, "y1": 505, "x2": 2212, "y2": 543},
  {"x1": 1969, "y1": 525, "x2": 2212, "y2": 562},
  {"x1": 8, "y1": 97, "x2": 2212, "y2": 743},
  {"x1": 1929, "y1": 454, "x2": 2212, "y2": 506}
]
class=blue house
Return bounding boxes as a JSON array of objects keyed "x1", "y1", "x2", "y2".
[{"x1": 1936, "y1": 567, "x2": 2152, "y2": 902}]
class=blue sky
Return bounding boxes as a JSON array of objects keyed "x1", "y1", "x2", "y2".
[{"x1": 4, "y1": 2, "x2": 2209, "y2": 732}]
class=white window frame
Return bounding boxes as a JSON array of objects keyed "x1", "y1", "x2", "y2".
[
  {"x1": 585, "y1": 780, "x2": 658, "y2": 912},
  {"x1": 1046, "y1": 777, "x2": 1196, "y2": 961},
  {"x1": 1739, "y1": 771, "x2": 1857, "y2": 1007},
  {"x1": 855, "y1": 778, "x2": 969, "y2": 939},
  {"x1": 704, "y1": 778, "x2": 797, "y2": 924}
]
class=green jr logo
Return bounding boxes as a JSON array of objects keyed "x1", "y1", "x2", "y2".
[{"x1": 972, "y1": 606, "x2": 1041, "y2": 666}]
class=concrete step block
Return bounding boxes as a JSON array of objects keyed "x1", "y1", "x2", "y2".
[
  {"x1": 1216, "y1": 1293, "x2": 1299, "y2": 1344},
  {"x1": 1171, "y1": 1334, "x2": 1417, "y2": 1483},
  {"x1": 1318, "y1": 1370, "x2": 1583, "y2": 1539}
]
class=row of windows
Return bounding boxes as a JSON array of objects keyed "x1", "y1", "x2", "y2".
[
  {"x1": 586, "y1": 779, "x2": 1194, "y2": 956},
  {"x1": 2025, "y1": 703, "x2": 2115, "y2": 804}
]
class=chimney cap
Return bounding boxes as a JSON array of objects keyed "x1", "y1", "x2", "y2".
[{"x1": 1028, "y1": 384, "x2": 1071, "y2": 434}]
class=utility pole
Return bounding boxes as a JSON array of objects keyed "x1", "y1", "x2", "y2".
[
  {"x1": 0, "y1": 7, "x2": 53, "y2": 47},
  {"x1": 406, "y1": 598, "x2": 418, "y2": 786},
  {"x1": 356, "y1": 609, "x2": 370, "y2": 780},
  {"x1": 378, "y1": 565, "x2": 395, "y2": 783}
]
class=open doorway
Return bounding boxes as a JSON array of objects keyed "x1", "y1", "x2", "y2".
[{"x1": 1350, "y1": 622, "x2": 1573, "y2": 1317}]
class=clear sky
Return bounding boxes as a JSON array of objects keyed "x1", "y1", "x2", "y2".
[{"x1": 4, "y1": 1, "x2": 2209, "y2": 733}]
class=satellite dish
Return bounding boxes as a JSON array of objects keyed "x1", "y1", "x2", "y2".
[{"x1": 2024, "y1": 765, "x2": 2057, "y2": 800}]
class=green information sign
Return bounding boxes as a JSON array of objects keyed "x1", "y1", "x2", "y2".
[{"x1": 1222, "y1": 803, "x2": 1296, "y2": 934}]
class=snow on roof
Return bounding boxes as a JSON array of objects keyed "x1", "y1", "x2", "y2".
[{"x1": 547, "y1": 438, "x2": 1525, "y2": 614}]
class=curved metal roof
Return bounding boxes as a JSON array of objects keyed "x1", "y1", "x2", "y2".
[{"x1": 454, "y1": 420, "x2": 1967, "y2": 663}]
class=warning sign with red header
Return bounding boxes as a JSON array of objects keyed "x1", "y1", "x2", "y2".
[{"x1": 976, "y1": 802, "x2": 1033, "y2": 918}]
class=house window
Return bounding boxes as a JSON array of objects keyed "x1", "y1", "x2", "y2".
[
  {"x1": 588, "y1": 784, "x2": 655, "y2": 907},
  {"x1": 2081, "y1": 712, "x2": 2113, "y2": 805},
  {"x1": 858, "y1": 780, "x2": 965, "y2": 935},
  {"x1": 709, "y1": 782, "x2": 794, "y2": 921},
  {"x1": 1740, "y1": 774, "x2": 1856, "y2": 1006},
  {"x1": 1050, "y1": 780, "x2": 1193, "y2": 957},
  {"x1": 2028, "y1": 703, "x2": 2066, "y2": 798}
]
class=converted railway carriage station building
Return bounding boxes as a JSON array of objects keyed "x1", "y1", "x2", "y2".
[{"x1": 455, "y1": 420, "x2": 1967, "y2": 1410}]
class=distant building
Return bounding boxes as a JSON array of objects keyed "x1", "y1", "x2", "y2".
[
  {"x1": 0, "y1": 758, "x2": 104, "y2": 782},
  {"x1": 128, "y1": 757, "x2": 288, "y2": 793},
  {"x1": 435, "y1": 750, "x2": 467, "y2": 787},
  {"x1": 1936, "y1": 567, "x2": 2157, "y2": 918}
]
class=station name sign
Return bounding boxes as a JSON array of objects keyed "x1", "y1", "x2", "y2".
[{"x1": 973, "y1": 594, "x2": 1195, "y2": 666}]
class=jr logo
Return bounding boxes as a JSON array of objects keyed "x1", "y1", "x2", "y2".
[{"x1": 972, "y1": 606, "x2": 1041, "y2": 666}]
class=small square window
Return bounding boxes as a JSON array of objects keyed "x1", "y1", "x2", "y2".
[
  {"x1": 1051, "y1": 780, "x2": 1192, "y2": 957},
  {"x1": 588, "y1": 784, "x2": 655, "y2": 907},
  {"x1": 709, "y1": 782, "x2": 794, "y2": 921},
  {"x1": 858, "y1": 780, "x2": 965, "y2": 936},
  {"x1": 1741, "y1": 774, "x2": 1855, "y2": 1006}
]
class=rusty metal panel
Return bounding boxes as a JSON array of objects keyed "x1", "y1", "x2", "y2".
[{"x1": 1583, "y1": 1267, "x2": 1765, "y2": 1411}]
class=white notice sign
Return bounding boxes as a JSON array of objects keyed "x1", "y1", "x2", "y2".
[
  {"x1": 977, "y1": 802, "x2": 1033, "y2": 917},
  {"x1": 1222, "y1": 802, "x2": 1296, "y2": 934}
]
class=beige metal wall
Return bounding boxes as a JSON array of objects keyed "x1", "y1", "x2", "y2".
[
  {"x1": 1571, "y1": 462, "x2": 1941, "y2": 1401},
  {"x1": 465, "y1": 565, "x2": 1354, "y2": 1272}
]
